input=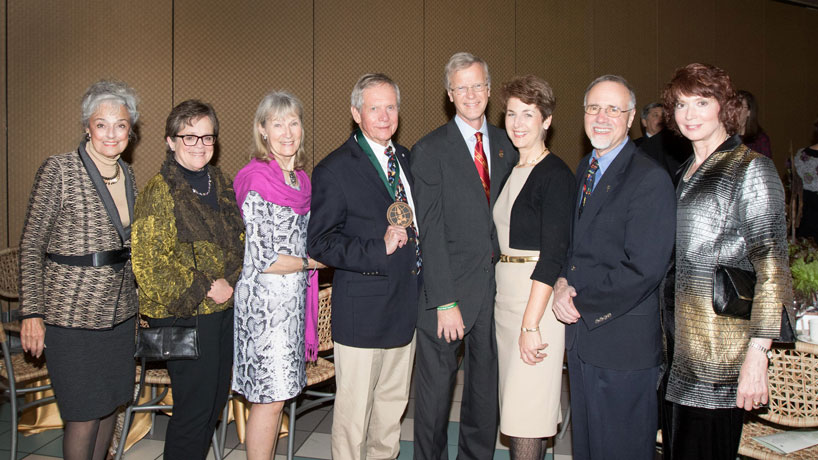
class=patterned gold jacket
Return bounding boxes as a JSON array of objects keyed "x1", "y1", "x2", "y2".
[
  {"x1": 132, "y1": 154, "x2": 244, "y2": 319},
  {"x1": 19, "y1": 145, "x2": 138, "y2": 329},
  {"x1": 664, "y1": 136, "x2": 794, "y2": 409}
]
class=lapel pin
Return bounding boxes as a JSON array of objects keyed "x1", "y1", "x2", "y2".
[
  {"x1": 499, "y1": 149, "x2": 504, "y2": 158},
  {"x1": 606, "y1": 185, "x2": 611, "y2": 192}
]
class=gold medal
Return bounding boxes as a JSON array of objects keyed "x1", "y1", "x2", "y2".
[{"x1": 387, "y1": 201, "x2": 413, "y2": 228}]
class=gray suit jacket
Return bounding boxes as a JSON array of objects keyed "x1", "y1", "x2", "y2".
[{"x1": 410, "y1": 118, "x2": 517, "y2": 330}]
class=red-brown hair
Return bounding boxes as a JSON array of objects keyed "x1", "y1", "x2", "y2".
[
  {"x1": 661, "y1": 63, "x2": 742, "y2": 136},
  {"x1": 500, "y1": 74, "x2": 556, "y2": 119}
]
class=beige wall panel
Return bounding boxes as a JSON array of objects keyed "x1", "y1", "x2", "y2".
[
  {"x1": 765, "y1": 1, "x2": 814, "y2": 170},
  {"x1": 592, "y1": 0, "x2": 658, "y2": 141},
  {"x1": 1, "y1": 2, "x2": 7, "y2": 248},
  {"x1": 657, "y1": 0, "x2": 716, "y2": 88},
  {"x1": 313, "y1": 0, "x2": 424, "y2": 163},
  {"x1": 714, "y1": 0, "x2": 764, "y2": 98},
  {"x1": 423, "y1": 0, "x2": 516, "y2": 133},
  {"x1": 515, "y1": 0, "x2": 593, "y2": 169},
  {"x1": 6, "y1": 0, "x2": 172, "y2": 244},
  {"x1": 173, "y1": 1, "x2": 313, "y2": 176}
]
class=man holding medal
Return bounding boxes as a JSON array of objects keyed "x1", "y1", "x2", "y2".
[{"x1": 308, "y1": 73, "x2": 420, "y2": 460}]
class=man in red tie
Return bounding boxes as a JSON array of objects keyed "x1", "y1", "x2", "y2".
[{"x1": 410, "y1": 52, "x2": 518, "y2": 459}]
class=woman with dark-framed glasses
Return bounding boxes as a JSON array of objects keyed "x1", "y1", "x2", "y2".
[{"x1": 132, "y1": 100, "x2": 244, "y2": 459}]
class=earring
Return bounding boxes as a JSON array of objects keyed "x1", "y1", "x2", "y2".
[
  {"x1": 85, "y1": 133, "x2": 90, "y2": 141},
  {"x1": 262, "y1": 134, "x2": 267, "y2": 141}
]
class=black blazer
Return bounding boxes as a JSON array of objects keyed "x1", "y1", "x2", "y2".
[
  {"x1": 562, "y1": 140, "x2": 676, "y2": 370},
  {"x1": 410, "y1": 119, "x2": 517, "y2": 330},
  {"x1": 506, "y1": 152, "x2": 576, "y2": 286},
  {"x1": 307, "y1": 134, "x2": 419, "y2": 348}
]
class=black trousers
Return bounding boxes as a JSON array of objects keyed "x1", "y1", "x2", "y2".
[
  {"x1": 150, "y1": 309, "x2": 234, "y2": 460},
  {"x1": 660, "y1": 398, "x2": 744, "y2": 460},
  {"x1": 567, "y1": 347, "x2": 659, "y2": 460},
  {"x1": 412, "y1": 303, "x2": 498, "y2": 460}
]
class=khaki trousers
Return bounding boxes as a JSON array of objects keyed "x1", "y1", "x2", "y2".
[{"x1": 331, "y1": 336, "x2": 415, "y2": 460}]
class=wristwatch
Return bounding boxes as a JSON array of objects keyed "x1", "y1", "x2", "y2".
[{"x1": 748, "y1": 341, "x2": 773, "y2": 361}]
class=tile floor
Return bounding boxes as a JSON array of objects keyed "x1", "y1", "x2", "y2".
[{"x1": 1, "y1": 369, "x2": 578, "y2": 460}]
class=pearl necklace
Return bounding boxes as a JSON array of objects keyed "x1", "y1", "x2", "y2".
[{"x1": 516, "y1": 146, "x2": 549, "y2": 167}]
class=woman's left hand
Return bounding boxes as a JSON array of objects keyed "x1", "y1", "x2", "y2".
[
  {"x1": 736, "y1": 345, "x2": 770, "y2": 411},
  {"x1": 207, "y1": 278, "x2": 234, "y2": 304},
  {"x1": 519, "y1": 330, "x2": 547, "y2": 365}
]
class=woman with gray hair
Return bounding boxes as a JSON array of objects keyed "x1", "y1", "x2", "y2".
[
  {"x1": 232, "y1": 91, "x2": 324, "y2": 459},
  {"x1": 19, "y1": 79, "x2": 140, "y2": 460}
]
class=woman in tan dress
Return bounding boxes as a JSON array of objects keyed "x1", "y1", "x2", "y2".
[{"x1": 494, "y1": 75, "x2": 576, "y2": 459}]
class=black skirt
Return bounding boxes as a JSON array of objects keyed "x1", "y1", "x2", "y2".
[{"x1": 44, "y1": 316, "x2": 136, "y2": 421}]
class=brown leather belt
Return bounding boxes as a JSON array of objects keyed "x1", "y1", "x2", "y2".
[{"x1": 499, "y1": 254, "x2": 539, "y2": 263}]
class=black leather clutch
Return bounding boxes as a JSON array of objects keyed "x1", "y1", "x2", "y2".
[{"x1": 712, "y1": 265, "x2": 755, "y2": 319}]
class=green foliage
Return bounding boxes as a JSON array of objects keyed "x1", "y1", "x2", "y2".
[{"x1": 790, "y1": 238, "x2": 818, "y2": 296}]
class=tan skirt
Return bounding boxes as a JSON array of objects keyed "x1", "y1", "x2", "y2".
[{"x1": 495, "y1": 256, "x2": 564, "y2": 438}]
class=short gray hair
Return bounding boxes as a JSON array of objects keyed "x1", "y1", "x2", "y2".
[
  {"x1": 81, "y1": 80, "x2": 139, "y2": 131},
  {"x1": 641, "y1": 102, "x2": 662, "y2": 120},
  {"x1": 583, "y1": 75, "x2": 636, "y2": 110},
  {"x1": 444, "y1": 52, "x2": 490, "y2": 90},
  {"x1": 350, "y1": 73, "x2": 400, "y2": 112}
]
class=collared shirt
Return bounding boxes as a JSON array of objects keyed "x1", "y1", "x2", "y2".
[
  {"x1": 361, "y1": 133, "x2": 417, "y2": 218},
  {"x1": 590, "y1": 137, "x2": 629, "y2": 191},
  {"x1": 454, "y1": 114, "x2": 491, "y2": 175}
]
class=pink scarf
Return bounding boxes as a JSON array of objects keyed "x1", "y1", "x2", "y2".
[{"x1": 234, "y1": 158, "x2": 319, "y2": 361}]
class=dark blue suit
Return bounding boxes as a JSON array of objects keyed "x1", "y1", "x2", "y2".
[
  {"x1": 307, "y1": 134, "x2": 419, "y2": 348},
  {"x1": 563, "y1": 139, "x2": 675, "y2": 460}
]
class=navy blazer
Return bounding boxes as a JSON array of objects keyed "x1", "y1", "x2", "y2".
[
  {"x1": 307, "y1": 134, "x2": 419, "y2": 348},
  {"x1": 563, "y1": 140, "x2": 676, "y2": 370}
]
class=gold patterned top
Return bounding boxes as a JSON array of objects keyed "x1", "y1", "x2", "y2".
[
  {"x1": 132, "y1": 155, "x2": 244, "y2": 319},
  {"x1": 665, "y1": 136, "x2": 794, "y2": 409}
]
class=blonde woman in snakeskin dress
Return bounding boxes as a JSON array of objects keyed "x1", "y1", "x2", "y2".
[{"x1": 232, "y1": 91, "x2": 324, "y2": 460}]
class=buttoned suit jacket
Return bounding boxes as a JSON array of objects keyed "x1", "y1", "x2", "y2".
[
  {"x1": 410, "y1": 118, "x2": 517, "y2": 331},
  {"x1": 563, "y1": 140, "x2": 676, "y2": 370},
  {"x1": 307, "y1": 134, "x2": 419, "y2": 348}
]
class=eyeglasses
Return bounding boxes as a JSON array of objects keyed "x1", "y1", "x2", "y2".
[
  {"x1": 449, "y1": 83, "x2": 489, "y2": 96},
  {"x1": 583, "y1": 105, "x2": 633, "y2": 118},
  {"x1": 175, "y1": 134, "x2": 217, "y2": 146}
]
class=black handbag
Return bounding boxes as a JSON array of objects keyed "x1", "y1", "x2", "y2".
[
  {"x1": 134, "y1": 243, "x2": 201, "y2": 360},
  {"x1": 712, "y1": 265, "x2": 755, "y2": 319},
  {"x1": 134, "y1": 316, "x2": 199, "y2": 360},
  {"x1": 712, "y1": 147, "x2": 755, "y2": 320}
]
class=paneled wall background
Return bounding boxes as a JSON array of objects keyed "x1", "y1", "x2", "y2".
[{"x1": 2, "y1": 0, "x2": 818, "y2": 249}]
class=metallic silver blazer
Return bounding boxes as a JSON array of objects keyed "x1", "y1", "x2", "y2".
[{"x1": 665, "y1": 137, "x2": 794, "y2": 409}]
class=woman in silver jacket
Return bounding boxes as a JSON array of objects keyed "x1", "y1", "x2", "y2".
[{"x1": 659, "y1": 63, "x2": 794, "y2": 460}]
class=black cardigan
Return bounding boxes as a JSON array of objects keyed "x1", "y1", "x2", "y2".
[{"x1": 506, "y1": 152, "x2": 576, "y2": 286}]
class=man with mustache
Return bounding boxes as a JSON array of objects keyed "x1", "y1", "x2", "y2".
[{"x1": 552, "y1": 75, "x2": 675, "y2": 460}]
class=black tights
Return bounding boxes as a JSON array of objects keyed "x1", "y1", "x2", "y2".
[
  {"x1": 509, "y1": 436, "x2": 548, "y2": 460},
  {"x1": 62, "y1": 410, "x2": 118, "y2": 460}
]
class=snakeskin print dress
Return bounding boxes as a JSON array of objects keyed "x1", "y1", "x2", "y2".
[{"x1": 233, "y1": 191, "x2": 308, "y2": 403}]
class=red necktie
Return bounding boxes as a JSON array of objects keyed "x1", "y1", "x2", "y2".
[{"x1": 474, "y1": 132, "x2": 490, "y2": 204}]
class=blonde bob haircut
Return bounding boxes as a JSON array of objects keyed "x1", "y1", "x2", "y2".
[{"x1": 252, "y1": 90, "x2": 307, "y2": 170}]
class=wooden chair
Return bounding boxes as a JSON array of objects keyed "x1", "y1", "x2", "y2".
[
  {"x1": 285, "y1": 286, "x2": 335, "y2": 460},
  {"x1": 0, "y1": 247, "x2": 56, "y2": 460},
  {"x1": 738, "y1": 341, "x2": 818, "y2": 459}
]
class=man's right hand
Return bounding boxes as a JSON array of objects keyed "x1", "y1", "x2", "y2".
[
  {"x1": 384, "y1": 225, "x2": 408, "y2": 255},
  {"x1": 21, "y1": 317, "x2": 46, "y2": 358},
  {"x1": 437, "y1": 305, "x2": 465, "y2": 343},
  {"x1": 553, "y1": 277, "x2": 581, "y2": 324}
]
